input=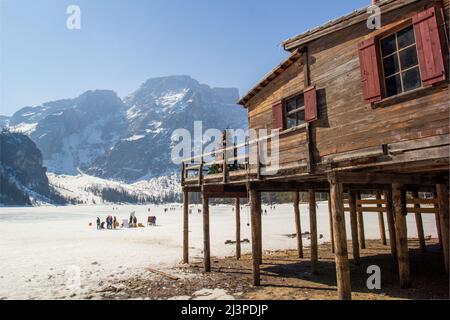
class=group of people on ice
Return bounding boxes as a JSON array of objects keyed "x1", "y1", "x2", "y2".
[
  {"x1": 96, "y1": 210, "x2": 157, "y2": 230},
  {"x1": 96, "y1": 216, "x2": 118, "y2": 230}
]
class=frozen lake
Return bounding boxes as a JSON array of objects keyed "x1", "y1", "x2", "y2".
[{"x1": 0, "y1": 203, "x2": 439, "y2": 299}]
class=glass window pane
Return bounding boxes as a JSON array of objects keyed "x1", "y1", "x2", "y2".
[
  {"x1": 383, "y1": 54, "x2": 400, "y2": 77},
  {"x1": 296, "y1": 95, "x2": 304, "y2": 108},
  {"x1": 385, "y1": 74, "x2": 402, "y2": 97},
  {"x1": 397, "y1": 26, "x2": 415, "y2": 49},
  {"x1": 297, "y1": 110, "x2": 305, "y2": 125},
  {"x1": 381, "y1": 35, "x2": 397, "y2": 56},
  {"x1": 402, "y1": 67, "x2": 421, "y2": 92},
  {"x1": 399, "y1": 45, "x2": 419, "y2": 70},
  {"x1": 286, "y1": 113, "x2": 296, "y2": 128},
  {"x1": 286, "y1": 100, "x2": 296, "y2": 113}
]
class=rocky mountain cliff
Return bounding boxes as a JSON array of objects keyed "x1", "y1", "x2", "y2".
[
  {"x1": 8, "y1": 76, "x2": 247, "y2": 182},
  {"x1": 0, "y1": 130, "x2": 52, "y2": 205}
]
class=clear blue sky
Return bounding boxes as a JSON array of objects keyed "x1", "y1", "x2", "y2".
[{"x1": 0, "y1": 0, "x2": 369, "y2": 116}]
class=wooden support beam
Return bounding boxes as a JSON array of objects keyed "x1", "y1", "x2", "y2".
[
  {"x1": 436, "y1": 184, "x2": 449, "y2": 273},
  {"x1": 384, "y1": 189, "x2": 397, "y2": 259},
  {"x1": 393, "y1": 183, "x2": 410, "y2": 288},
  {"x1": 348, "y1": 191, "x2": 360, "y2": 265},
  {"x1": 376, "y1": 192, "x2": 387, "y2": 246},
  {"x1": 357, "y1": 193, "x2": 366, "y2": 250},
  {"x1": 328, "y1": 196, "x2": 335, "y2": 253},
  {"x1": 183, "y1": 190, "x2": 189, "y2": 264},
  {"x1": 309, "y1": 190, "x2": 318, "y2": 274},
  {"x1": 329, "y1": 174, "x2": 351, "y2": 300},
  {"x1": 334, "y1": 172, "x2": 446, "y2": 186},
  {"x1": 412, "y1": 191, "x2": 426, "y2": 253},
  {"x1": 235, "y1": 198, "x2": 241, "y2": 260},
  {"x1": 202, "y1": 193, "x2": 211, "y2": 272},
  {"x1": 249, "y1": 188, "x2": 262, "y2": 286},
  {"x1": 433, "y1": 192, "x2": 443, "y2": 250},
  {"x1": 293, "y1": 191, "x2": 304, "y2": 259}
]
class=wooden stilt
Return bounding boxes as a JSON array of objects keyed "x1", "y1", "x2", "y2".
[
  {"x1": 183, "y1": 190, "x2": 189, "y2": 264},
  {"x1": 235, "y1": 198, "x2": 241, "y2": 260},
  {"x1": 293, "y1": 191, "x2": 303, "y2": 259},
  {"x1": 329, "y1": 175, "x2": 351, "y2": 300},
  {"x1": 384, "y1": 189, "x2": 397, "y2": 259},
  {"x1": 436, "y1": 184, "x2": 449, "y2": 273},
  {"x1": 309, "y1": 190, "x2": 318, "y2": 274},
  {"x1": 249, "y1": 188, "x2": 262, "y2": 286},
  {"x1": 202, "y1": 193, "x2": 211, "y2": 272},
  {"x1": 357, "y1": 193, "x2": 366, "y2": 250},
  {"x1": 412, "y1": 191, "x2": 426, "y2": 253},
  {"x1": 257, "y1": 199, "x2": 262, "y2": 265},
  {"x1": 328, "y1": 195, "x2": 335, "y2": 253},
  {"x1": 376, "y1": 192, "x2": 387, "y2": 246},
  {"x1": 433, "y1": 192, "x2": 443, "y2": 250},
  {"x1": 348, "y1": 191, "x2": 360, "y2": 265},
  {"x1": 392, "y1": 183, "x2": 410, "y2": 288}
]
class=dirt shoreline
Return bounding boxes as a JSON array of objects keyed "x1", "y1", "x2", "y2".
[{"x1": 94, "y1": 239, "x2": 449, "y2": 300}]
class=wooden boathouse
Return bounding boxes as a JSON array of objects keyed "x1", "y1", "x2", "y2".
[{"x1": 180, "y1": 0, "x2": 449, "y2": 299}]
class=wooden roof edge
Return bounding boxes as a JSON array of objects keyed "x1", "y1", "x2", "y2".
[
  {"x1": 282, "y1": 0, "x2": 421, "y2": 51},
  {"x1": 237, "y1": 49, "x2": 303, "y2": 107}
]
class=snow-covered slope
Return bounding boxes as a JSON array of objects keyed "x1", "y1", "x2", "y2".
[{"x1": 48, "y1": 173, "x2": 181, "y2": 205}]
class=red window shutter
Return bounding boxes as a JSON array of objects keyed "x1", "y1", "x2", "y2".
[
  {"x1": 272, "y1": 101, "x2": 284, "y2": 130},
  {"x1": 413, "y1": 7, "x2": 446, "y2": 86},
  {"x1": 304, "y1": 85, "x2": 318, "y2": 123},
  {"x1": 358, "y1": 37, "x2": 382, "y2": 103}
]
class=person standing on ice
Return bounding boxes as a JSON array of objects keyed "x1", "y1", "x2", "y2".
[{"x1": 96, "y1": 217, "x2": 100, "y2": 230}]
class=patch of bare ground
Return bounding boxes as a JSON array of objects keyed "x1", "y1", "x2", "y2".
[{"x1": 93, "y1": 239, "x2": 449, "y2": 300}]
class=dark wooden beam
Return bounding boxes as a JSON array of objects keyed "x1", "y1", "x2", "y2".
[
  {"x1": 183, "y1": 190, "x2": 189, "y2": 264},
  {"x1": 348, "y1": 191, "x2": 360, "y2": 265},
  {"x1": 309, "y1": 190, "x2": 318, "y2": 274},
  {"x1": 436, "y1": 184, "x2": 449, "y2": 273},
  {"x1": 376, "y1": 192, "x2": 387, "y2": 246},
  {"x1": 384, "y1": 188, "x2": 397, "y2": 259},
  {"x1": 412, "y1": 191, "x2": 426, "y2": 253},
  {"x1": 334, "y1": 172, "x2": 446, "y2": 186},
  {"x1": 249, "y1": 188, "x2": 262, "y2": 286},
  {"x1": 393, "y1": 182, "x2": 410, "y2": 288},
  {"x1": 329, "y1": 174, "x2": 351, "y2": 300},
  {"x1": 293, "y1": 191, "x2": 304, "y2": 259},
  {"x1": 235, "y1": 198, "x2": 241, "y2": 260},
  {"x1": 202, "y1": 193, "x2": 211, "y2": 273}
]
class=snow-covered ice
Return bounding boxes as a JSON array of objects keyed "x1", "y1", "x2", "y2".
[{"x1": 0, "y1": 203, "x2": 440, "y2": 299}]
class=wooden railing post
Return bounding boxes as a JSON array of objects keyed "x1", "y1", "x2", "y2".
[
  {"x1": 181, "y1": 162, "x2": 185, "y2": 186},
  {"x1": 198, "y1": 157, "x2": 204, "y2": 186}
]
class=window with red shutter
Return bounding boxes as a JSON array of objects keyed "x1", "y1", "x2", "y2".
[
  {"x1": 358, "y1": 37, "x2": 382, "y2": 103},
  {"x1": 272, "y1": 101, "x2": 284, "y2": 130},
  {"x1": 304, "y1": 85, "x2": 317, "y2": 122},
  {"x1": 413, "y1": 6, "x2": 446, "y2": 86}
]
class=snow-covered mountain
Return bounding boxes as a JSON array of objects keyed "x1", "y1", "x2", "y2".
[
  {"x1": 48, "y1": 173, "x2": 181, "y2": 205},
  {"x1": 7, "y1": 75, "x2": 248, "y2": 183}
]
